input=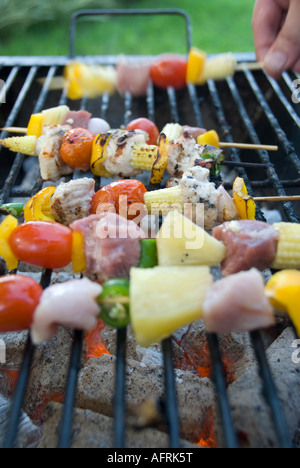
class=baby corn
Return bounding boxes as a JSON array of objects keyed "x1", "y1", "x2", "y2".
[
  {"x1": 0, "y1": 135, "x2": 37, "y2": 156},
  {"x1": 130, "y1": 144, "x2": 158, "y2": 171},
  {"x1": 272, "y1": 222, "x2": 300, "y2": 270},
  {"x1": 144, "y1": 185, "x2": 184, "y2": 216}
]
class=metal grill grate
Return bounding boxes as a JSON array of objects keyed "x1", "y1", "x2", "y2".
[{"x1": 0, "y1": 9, "x2": 300, "y2": 449}]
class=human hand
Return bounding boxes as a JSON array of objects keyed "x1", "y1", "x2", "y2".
[{"x1": 252, "y1": 0, "x2": 300, "y2": 79}]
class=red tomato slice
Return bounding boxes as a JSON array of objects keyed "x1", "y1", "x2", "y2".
[
  {"x1": 150, "y1": 54, "x2": 188, "y2": 90},
  {"x1": 9, "y1": 221, "x2": 73, "y2": 270},
  {"x1": 0, "y1": 275, "x2": 43, "y2": 332},
  {"x1": 126, "y1": 118, "x2": 160, "y2": 145},
  {"x1": 91, "y1": 179, "x2": 147, "y2": 221}
]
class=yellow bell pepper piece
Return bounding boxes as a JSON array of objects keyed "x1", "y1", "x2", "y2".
[
  {"x1": 24, "y1": 186, "x2": 56, "y2": 222},
  {"x1": 64, "y1": 62, "x2": 84, "y2": 100},
  {"x1": 197, "y1": 130, "x2": 220, "y2": 148},
  {"x1": 0, "y1": 215, "x2": 19, "y2": 271},
  {"x1": 72, "y1": 231, "x2": 86, "y2": 274},
  {"x1": 90, "y1": 133, "x2": 113, "y2": 177},
  {"x1": 186, "y1": 47, "x2": 207, "y2": 84},
  {"x1": 265, "y1": 270, "x2": 300, "y2": 336},
  {"x1": 27, "y1": 113, "x2": 44, "y2": 139},
  {"x1": 232, "y1": 177, "x2": 256, "y2": 220}
]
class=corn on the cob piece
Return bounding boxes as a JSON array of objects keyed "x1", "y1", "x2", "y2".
[
  {"x1": 271, "y1": 222, "x2": 300, "y2": 270},
  {"x1": 161, "y1": 123, "x2": 183, "y2": 142},
  {"x1": 144, "y1": 185, "x2": 184, "y2": 216},
  {"x1": 0, "y1": 135, "x2": 37, "y2": 156},
  {"x1": 130, "y1": 144, "x2": 158, "y2": 171}
]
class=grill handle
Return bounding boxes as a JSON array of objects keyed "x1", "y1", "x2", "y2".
[{"x1": 69, "y1": 8, "x2": 193, "y2": 58}]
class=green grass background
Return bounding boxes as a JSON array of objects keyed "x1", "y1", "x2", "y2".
[{"x1": 0, "y1": 0, "x2": 256, "y2": 56}]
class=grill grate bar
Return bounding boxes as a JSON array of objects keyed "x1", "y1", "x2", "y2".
[
  {"x1": 114, "y1": 328, "x2": 127, "y2": 448},
  {"x1": 267, "y1": 73, "x2": 300, "y2": 129},
  {"x1": 57, "y1": 329, "x2": 84, "y2": 449},
  {"x1": 206, "y1": 333, "x2": 239, "y2": 448},
  {"x1": 3, "y1": 269, "x2": 52, "y2": 448},
  {"x1": 250, "y1": 330, "x2": 292, "y2": 448}
]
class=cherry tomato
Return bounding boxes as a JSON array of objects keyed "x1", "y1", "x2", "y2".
[
  {"x1": 59, "y1": 128, "x2": 95, "y2": 171},
  {"x1": 126, "y1": 118, "x2": 160, "y2": 145},
  {"x1": 9, "y1": 221, "x2": 73, "y2": 270},
  {"x1": 91, "y1": 179, "x2": 147, "y2": 222},
  {"x1": 150, "y1": 54, "x2": 188, "y2": 90},
  {"x1": 0, "y1": 275, "x2": 43, "y2": 332}
]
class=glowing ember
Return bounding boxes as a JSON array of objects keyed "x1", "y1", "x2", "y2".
[
  {"x1": 84, "y1": 320, "x2": 110, "y2": 361},
  {"x1": 197, "y1": 408, "x2": 218, "y2": 448}
]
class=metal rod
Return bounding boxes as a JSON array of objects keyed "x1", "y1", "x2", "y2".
[
  {"x1": 114, "y1": 327, "x2": 127, "y2": 448},
  {"x1": 250, "y1": 330, "x2": 292, "y2": 448},
  {"x1": 206, "y1": 333, "x2": 239, "y2": 448},
  {"x1": 161, "y1": 338, "x2": 181, "y2": 448},
  {"x1": 57, "y1": 329, "x2": 84, "y2": 449}
]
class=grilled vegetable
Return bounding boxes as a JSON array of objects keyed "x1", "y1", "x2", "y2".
[
  {"x1": 9, "y1": 221, "x2": 73, "y2": 270},
  {"x1": 271, "y1": 223, "x2": 300, "y2": 270},
  {"x1": 0, "y1": 215, "x2": 19, "y2": 271},
  {"x1": 97, "y1": 278, "x2": 130, "y2": 329},
  {"x1": 91, "y1": 179, "x2": 147, "y2": 222},
  {"x1": 0, "y1": 203, "x2": 24, "y2": 217},
  {"x1": 150, "y1": 54, "x2": 188, "y2": 90},
  {"x1": 0, "y1": 274, "x2": 43, "y2": 333},
  {"x1": 156, "y1": 210, "x2": 226, "y2": 267},
  {"x1": 197, "y1": 130, "x2": 220, "y2": 148},
  {"x1": 144, "y1": 185, "x2": 183, "y2": 216},
  {"x1": 41, "y1": 105, "x2": 70, "y2": 127},
  {"x1": 71, "y1": 231, "x2": 86, "y2": 274},
  {"x1": 130, "y1": 265, "x2": 213, "y2": 347},
  {"x1": 24, "y1": 186, "x2": 56, "y2": 222},
  {"x1": 232, "y1": 177, "x2": 256, "y2": 220},
  {"x1": 27, "y1": 113, "x2": 44, "y2": 138},
  {"x1": 265, "y1": 270, "x2": 300, "y2": 336},
  {"x1": 90, "y1": 132, "x2": 113, "y2": 177},
  {"x1": 0, "y1": 135, "x2": 37, "y2": 156},
  {"x1": 59, "y1": 127, "x2": 95, "y2": 171},
  {"x1": 126, "y1": 118, "x2": 159, "y2": 146},
  {"x1": 186, "y1": 47, "x2": 207, "y2": 84}
]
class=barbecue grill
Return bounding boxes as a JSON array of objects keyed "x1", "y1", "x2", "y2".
[{"x1": 0, "y1": 9, "x2": 300, "y2": 449}]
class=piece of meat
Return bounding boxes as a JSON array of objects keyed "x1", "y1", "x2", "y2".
[
  {"x1": 216, "y1": 185, "x2": 239, "y2": 223},
  {"x1": 166, "y1": 132, "x2": 205, "y2": 178},
  {"x1": 30, "y1": 278, "x2": 102, "y2": 345},
  {"x1": 70, "y1": 212, "x2": 146, "y2": 282},
  {"x1": 213, "y1": 220, "x2": 279, "y2": 276},
  {"x1": 103, "y1": 129, "x2": 148, "y2": 178},
  {"x1": 182, "y1": 125, "x2": 206, "y2": 139},
  {"x1": 203, "y1": 268, "x2": 275, "y2": 334},
  {"x1": 116, "y1": 56, "x2": 153, "y2": 97},
  {"x1": 50, "y1": 177, "x2": 95, "y2": 225},
  {"x1": 35, "y1": 124, "x2": 73, "y2": 181},
  {"x1": 62, "y1": 110, "x2": 92, "y2": 129}
]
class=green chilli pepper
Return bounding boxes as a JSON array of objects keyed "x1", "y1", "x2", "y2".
[
  {"x1": 139, "y1": 239, "x2": 158, "y2": 268},
  {"x1": 0, "y1": 203, "x2": 24, "y2": 217}
]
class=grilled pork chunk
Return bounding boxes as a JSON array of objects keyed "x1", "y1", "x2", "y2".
[
  {"x1": 203, "y1": 268, "x2": 275, "y2": 334},
  {"x1": 50, "y1": 177, "x2": 95, "y2": 226},
  {"x1": 30, "y1": 278, "x2": 102, "y2": 345},
  {"x1": 35, "y1": 124, "x2": 73, "y2": 181},
  {"x1": 213, "y1": 220, "x2": 279, "y2": 276},
  {"x1": 166, "y1": 132, "x2": 205, "y2": 178},
  {"x1": 70, "y1": 212, "x2": 146, "y2": 282}
]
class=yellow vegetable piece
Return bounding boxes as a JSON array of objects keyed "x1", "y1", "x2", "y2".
[
  {"x1": 24, "y1": 186, "x2": 56, "y2": 222},
  {"x1": 150, "y1": 133, "x2": 169, "y2": 185},
  {"x1": 72, "y1": 231, "x2": 86, "y2": 274},
  {"x1": 0, "y1": 215, "x2": 19, "y2": 271},
  {"x1": 265, "y1": 270, "x2": 300, "y2": 336},
  {"x1": 27, "y1": 113, "x2": 44, "y2": 139},
  {"x1": 90, "y1": 133, "x2": 113, "y2": 177},
  {"x1": 64, "y1": 62, "x2": 84, "y2": 100},
  {"x1": 64, "y1": 62, "x2": 117, "y2": 100},
  {"x1": 232, "y1": 177, "x2": 256, "y2": 220},
  {"x1": 186, "y1": 47, "x2": 207, "y2": 84},
  {"x1": 197, "y1": 130, "x2": 220, "y2": 148}
]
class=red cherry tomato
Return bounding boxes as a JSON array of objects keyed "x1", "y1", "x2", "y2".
[
  {"x1": 126, "y1": 118, "x2": 160, "y2": 145},
  {"x1": 91, "y1": 179, "x2": 147, "y2": 221},
  {"x1": 150, "y1": 54, "x2": 188, "y2": 90},
  {"x1": 0, "y1": 275, "x2": 43, "y2": 332},
  {"x1": 9, "y1": 221, "x2": 73, "y2": 270}
]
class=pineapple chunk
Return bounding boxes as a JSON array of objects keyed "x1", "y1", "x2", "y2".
[
  {"x1": 156, "y1": 210, "x2": 226, "y2": 267},
  {"x1": 42, "y1": 105, "x2": 70, "y2": 128},
  {"x1": 130, "y1": 265, "x2": 213, "y2": 347}
]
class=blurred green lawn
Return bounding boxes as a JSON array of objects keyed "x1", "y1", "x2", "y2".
[{"x1": 0, "y1": 0, "x2": 255, "y2": 56}]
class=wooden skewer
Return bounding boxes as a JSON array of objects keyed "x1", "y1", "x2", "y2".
[
  {"x1": 254, "y1": 195, "x2": 300, "y2": 203},
  {"x1": 220, "y1": 142, "x2": 278, "y2": 151},
  {"x1": 1, "y1": 127, "x2": 27, "y2": 134},
  {"x1": 235, "y1": 61, "x2": 264, "y2": 72}
]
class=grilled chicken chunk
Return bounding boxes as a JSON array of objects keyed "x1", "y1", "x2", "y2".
[
  {"x1": 35, "y1": 124, "x2": 73, "y2": 181},
  {"x1": 50, "y1": 177, "x2": 95, "y2": 226},
  {"x1": 30, "y1": 278, "x2": 102, "y2": 345},
  {"x1": 166, "y1": 132, "x2": 205, "y2": 178}
]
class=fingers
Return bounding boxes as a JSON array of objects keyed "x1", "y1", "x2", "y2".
[{"x1": 253, "y1": 0, "x2": 300, "y2": 80}]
